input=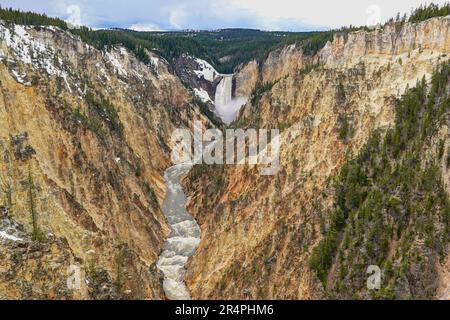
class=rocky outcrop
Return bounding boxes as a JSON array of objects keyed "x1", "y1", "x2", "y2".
[
  {"x1": 172, "y1": 54, "x2": 225, "y2": 125},
  {"x1": 319, "y1": 16, "x2": 450, "y2": 66},
  {"x1": 234, "y1": 60, "x2": 259, "y2": 98},
  {"x1": 183, "y1": 16, "x2": 450, "y2": 299},
  {"x1": 261, "y1": 44, "x2": 306, "y2": 83},
  {"x1": 173, "y1": 54, "x2": 220, "y2": 100},
  {"x1": 234, "y1": 16, "x2": 450, "y2": 98}
]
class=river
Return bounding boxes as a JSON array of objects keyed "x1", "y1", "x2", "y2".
[{"x1": 156, "y1": 160, "x2": 201, "y2": 300}]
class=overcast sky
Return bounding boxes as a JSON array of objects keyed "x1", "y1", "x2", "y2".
[{"x1": 0, "y1": 0, "x2": 447, "y2": 31}]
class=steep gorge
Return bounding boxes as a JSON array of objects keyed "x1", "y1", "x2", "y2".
[
  {"x1": 0, "y1": 11, "x2": 449, "y2": 301},
  {"x1": 0, "y1": 22, "x2": 213, "y2": 299},
  {"x1": 183, "y1": 16, "x2": 450, "y2": 299}
]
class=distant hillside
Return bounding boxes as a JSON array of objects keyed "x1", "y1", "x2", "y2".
[
  {"x1": 71, "y1": 27, "x2": 332, "y2": 74},
  {"x1": 133, "y1": 29, "x2": 332, "y2": 73},
  {"x1": 1, "y1": 3, "x2": 448, "y2": 74},
  {"x1": 0, "y1": 6, "x2": 330, "y2": 73}
]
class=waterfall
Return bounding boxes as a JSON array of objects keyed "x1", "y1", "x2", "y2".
[
  {"x1": 214, "y1": 75, "x2": 233, "y2": 107},
  {"x1": 214, "y1": 75, "x2": 247, "y2": 124}
]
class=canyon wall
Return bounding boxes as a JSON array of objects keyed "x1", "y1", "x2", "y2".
[
  {"x1": 184, "y1": 16, "x2": 450, "y2": 299},
  {"x1": 0, "y1": 23, "x2": 211, "y2": 299}
]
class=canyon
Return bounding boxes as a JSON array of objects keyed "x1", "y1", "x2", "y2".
[
  {"x1": 0, "y1": 11, "x2": 449, "y2": 300},
  {"x1": 0, "y1": 21, "x2": 213, "y2": 299}
]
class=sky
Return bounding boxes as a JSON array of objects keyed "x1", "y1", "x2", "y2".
[{"x1": 0, "y1": 0, "x2": 448, "y2": 31}]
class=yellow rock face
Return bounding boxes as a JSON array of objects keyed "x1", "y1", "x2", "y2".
[
  {"x1": 184, "y1": 17, "x2": 450, "y2": 299},
  {"x1": 0, "y1": 23, "x2": 211, "y2": 299}
]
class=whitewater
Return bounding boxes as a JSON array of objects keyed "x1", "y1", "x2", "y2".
[{"x1": 156, "y1": 141, "x2": 216, "y2": 300}]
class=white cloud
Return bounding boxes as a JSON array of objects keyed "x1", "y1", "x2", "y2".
[
  {"x1": 168, "y1": 7, "x2": 186, "y2": 30},
  {"x1": 66, "y1": 4, "x2": 82, "y2": 26},
  {"x1": 367, "y1": 5, "x2": 383, "y2": 27},
  {"x1": 129, "y1": 23, "x2": 162, "y2": 31},
  {"x1": 3, "y1": 0, "x2": 450, "y2": 31},
  {"x1": 230, "y1": 0, "x2": 449, "y2": 28}
]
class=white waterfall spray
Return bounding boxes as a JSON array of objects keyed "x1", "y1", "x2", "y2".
[
  {"x1": 215, "y1": 75, "x2": 233, "y2": 107},
  {"x1": 214, "y1": 75, "x2": 247, "y2": 124}
]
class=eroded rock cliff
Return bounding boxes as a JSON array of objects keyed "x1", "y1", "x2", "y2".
[
  {"x1": 0, "y1": 22, "x2": 211, "y2": 299},
  {"x1": 184, "y1": 16, "x2": 450, "y2": 299}
]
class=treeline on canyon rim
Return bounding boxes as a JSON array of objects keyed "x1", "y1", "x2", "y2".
[
  {"x1": 1, "y1": 3, "x2": 449, "y2": 75},
  {"x1": 310, "y1": 62, "x2": 450, "y2": 299}
]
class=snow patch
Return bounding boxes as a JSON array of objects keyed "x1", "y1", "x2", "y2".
[
  {"x1": 11, "y1": 69, "x2": 31, "y2": 86},
  {"x1": 193, "y1": 57, "x2": 218, "y2": 82},
  {"x1": 193, "y1": 88, "x2": 212, "y2": 103},
  {"x1": 105, "y1": 49, "x2": 128, "y2": 77},
  {"x1": 150, "y1": 56, "x2": 159, "y2": 66},
  {"x1": 119, "y1": 47, "x2": 128, "y2": 56},
  {"x1": 95, "y1": 63, "x2": 111, "y2": 82},
  {"x1": 0, "y1": 24, "x2": 72, "y2": 91},
  {"x1": 0, "y1": 231, "x2": 23, "y2": 242}
]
